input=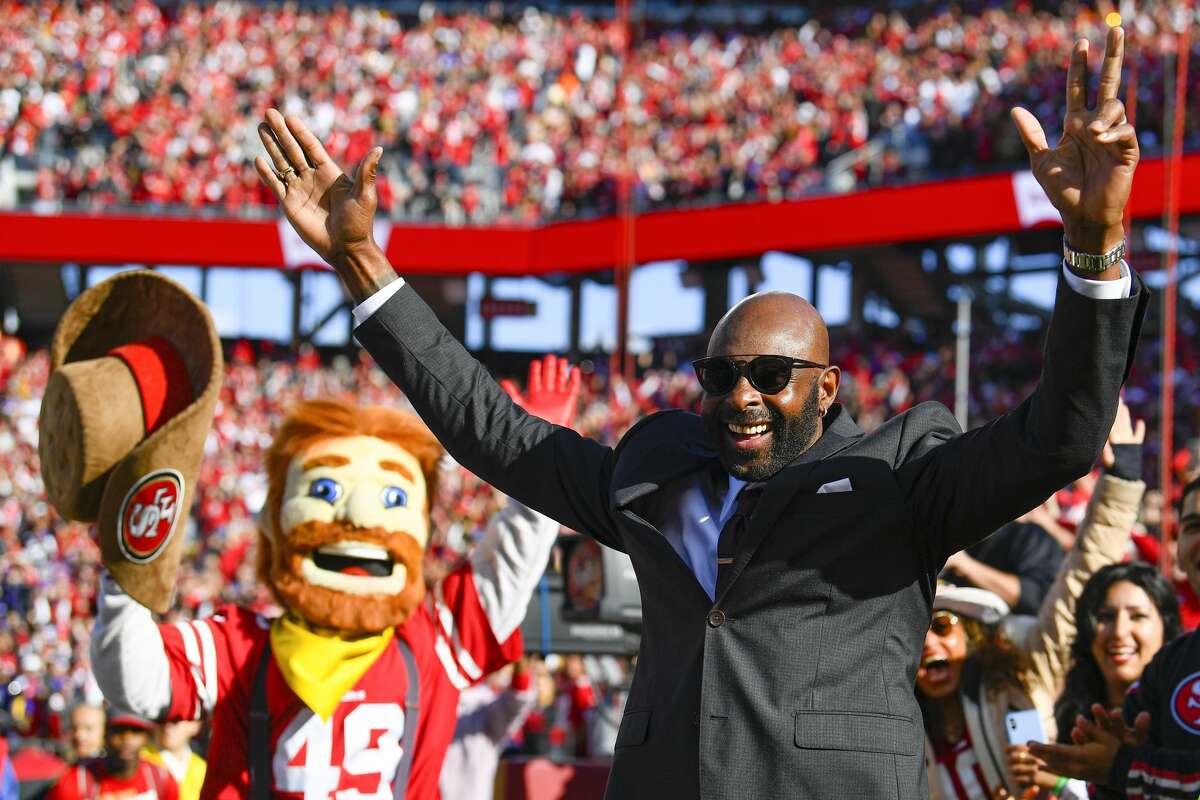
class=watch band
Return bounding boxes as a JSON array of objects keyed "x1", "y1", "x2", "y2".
[{"x1": 1063, "y1": 236, "x2": 1125, "y2": 273}]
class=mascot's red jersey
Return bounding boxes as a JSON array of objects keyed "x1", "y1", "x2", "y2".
[
  {"x1": 92, "y1": 490, "x2": 557, "y2": 800},
  {"x1": 157, "y1": 565, "x2": 518, "y2": 800}
]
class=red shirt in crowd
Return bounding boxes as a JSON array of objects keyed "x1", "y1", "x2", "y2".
[
  {"x1": 48, "y1": 759, "x2": 178, "y2": 800},
  {"x1": 931, "y1": 728, "x2": 994, "y2": 800}
]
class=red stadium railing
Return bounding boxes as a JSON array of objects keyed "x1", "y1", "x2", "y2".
[{"x1": 3, "y1": 154, "x2": 1200, "y2": 274}]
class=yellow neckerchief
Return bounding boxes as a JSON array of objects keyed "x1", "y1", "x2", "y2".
[{"x1": 269, "y1": 613, "x2": 393, "y2": 721}]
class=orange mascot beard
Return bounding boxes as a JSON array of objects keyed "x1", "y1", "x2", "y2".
[{"x1": 267, "y1": 520, "x2": 426, "y2": 634}]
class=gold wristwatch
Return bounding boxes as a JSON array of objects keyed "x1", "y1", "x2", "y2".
[{"x1": 1063, "y1": 237, "x2": 1125, "y2": 274}]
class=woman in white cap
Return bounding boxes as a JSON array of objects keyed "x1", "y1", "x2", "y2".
[{"x1": 918, "y1": 403, "x2": 1147, "y2": 800}]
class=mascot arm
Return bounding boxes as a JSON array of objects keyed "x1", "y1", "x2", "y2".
[
  {"x1": 427, "y1": 501, "x2": 559, "y2": 689},
  {"x1": 467, "y1": 500, "x2": 561, "y2": 645},
  {"x1": 90, "y1": 574, "x2": 173, "y2": 719}
]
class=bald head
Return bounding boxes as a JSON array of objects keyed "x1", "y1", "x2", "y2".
[{"x1": 707, "y1": 291, "x2": 829, "y2": 365}]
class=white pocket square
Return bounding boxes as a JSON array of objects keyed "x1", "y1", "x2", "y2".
[{"x1": 816, "y1": 478, "x2": 853, "y2": 494}]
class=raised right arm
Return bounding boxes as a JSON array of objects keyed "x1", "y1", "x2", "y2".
[
  {"x1": 254, "y1": 110, "x2": 620, "y2": 547},
  {"x1": 353, "y1": 277, "x2": 621, "y2": 548},
  {"x1": 92, "y1": 575, "x2": 239, "y2": 722}
]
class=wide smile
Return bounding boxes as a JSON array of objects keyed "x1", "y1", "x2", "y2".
[
  {"x1": 919, "y1": 655, "x2": 952, "y2": 686},
  {"x1": 300, "y1": 540, "x2": 408, "y2": 595},
  {"x1": 1105, "y1": 645, "x2": 1138, "y2": 666},
  {"x1": 725, "y1": 420, "x2": 772, "y2": 451}
]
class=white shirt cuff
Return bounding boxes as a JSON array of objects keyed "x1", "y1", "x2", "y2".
[
  {"x1": 351, "y1": 276, "x2": 406, "y2": 328},
  {"x1": 1061, "y1": 260, "x2": 1131, "y2": 300}
]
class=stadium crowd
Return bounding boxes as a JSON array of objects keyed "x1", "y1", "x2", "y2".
[
  {"x1": 4, "y1": 0, "x2": 1200, "y2": 223},
  {"x1": 0, "y1": 295, "x2": 1197, "y2": 788}
]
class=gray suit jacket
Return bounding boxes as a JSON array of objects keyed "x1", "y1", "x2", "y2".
[{"x1": 356, "y1": 271, "x2": 1146, "y2": 799}]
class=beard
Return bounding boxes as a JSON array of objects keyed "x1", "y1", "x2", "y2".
[
  {"x1": 269, "y1": 519, "x2": 426, "y2": 634},
  {"x1": 712, "y1": 379, "x2": 822, "y2": 482}
]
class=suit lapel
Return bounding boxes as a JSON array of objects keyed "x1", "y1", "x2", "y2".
[
  {"x1": 612, "y1": 422, "x2": 720, "y2": 601},
  {"x1": 613, "y1": 437, "x2": 717, "y2": 509},
  {"x1": 714, "y1": 405, "x2": 863, "y2": 605}
]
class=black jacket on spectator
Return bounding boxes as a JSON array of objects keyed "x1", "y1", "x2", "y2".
[
  {"x1": 1107, "y1": 628, "x2": 1200, "y2": 798},
  {"x1": 355, "y1": 272, "x2": 1146, "y2": 800},
  {"x1": 945, "y1": 521, "x2": 1065, "y2": 615}
]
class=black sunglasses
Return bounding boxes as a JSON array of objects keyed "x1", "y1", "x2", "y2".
[{"x1": 691, "y1": 354, "x2": 827, "y2": 396}]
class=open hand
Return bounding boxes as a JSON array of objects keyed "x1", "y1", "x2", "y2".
[
  {"x1": 1029, "y1": 704, "x2": 1146, "y2": 786},
  {"x1": 1071, "y1": 704, "x2": 1150, "y2": 748},
  {"x1": 255, "y1": 109, "x2": 393, "y2": 300},
  {"x1": 1101, "y1": 397, "x2": 1146, "y2": 468},
  {"x1": 1011, "y1": 26, "x2": 1137, "y2": 258},
  {"x1": 500, "y1": 355, "x2": 582, "y2": 429}
]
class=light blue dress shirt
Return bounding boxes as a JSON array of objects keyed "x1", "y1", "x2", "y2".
[{"x1": 656, "y1": 474, "x2": 745, "y2": 600}]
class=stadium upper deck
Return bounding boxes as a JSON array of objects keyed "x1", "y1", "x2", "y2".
[{"x1": 2, "y1": 0, "x2": 1197, "y2": 223}]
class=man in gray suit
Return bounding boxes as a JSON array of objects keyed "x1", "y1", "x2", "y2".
[{"x1": 255, "y1": 26, "x2": 1144, "y2": 799}]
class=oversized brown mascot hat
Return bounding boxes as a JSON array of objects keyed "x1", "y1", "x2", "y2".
[{"x1": 39, "y1": 270, "x2": 222, "y2": 613}]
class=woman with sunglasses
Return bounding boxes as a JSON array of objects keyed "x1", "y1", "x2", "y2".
[{"x1": 919, "y1": 404, "x2": 1146, "y2": 800}]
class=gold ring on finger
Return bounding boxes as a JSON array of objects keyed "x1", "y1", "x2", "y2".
[{"x1": 277, "y1": 165, "x2": 296, "y2": 180}]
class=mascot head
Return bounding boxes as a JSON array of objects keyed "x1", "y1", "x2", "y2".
[{"x1": 260, "y1": 399, "x2": 443, "y2": 633}]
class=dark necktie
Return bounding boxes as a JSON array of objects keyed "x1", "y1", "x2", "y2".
[{"x1": 716, "y1": 484, "x2": 763, "y2": 594}]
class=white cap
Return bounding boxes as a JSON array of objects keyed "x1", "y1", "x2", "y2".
[{"x1": 933, "y1": 584, "x2": 1010, "y2": 625}]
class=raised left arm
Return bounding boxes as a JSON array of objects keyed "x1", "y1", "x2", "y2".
[
  {"x1": 1017, "y1": 402, "x2": 1146, "y2": 696},
  {"x1": 904, "y1": 26, "x2": 1148, "y2": 562}
]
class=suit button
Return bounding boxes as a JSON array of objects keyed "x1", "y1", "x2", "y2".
[{"x1": 707, "y1": 609, "x2": 726, "y2": 628}]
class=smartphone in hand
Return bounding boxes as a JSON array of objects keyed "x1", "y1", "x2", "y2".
[{"x1": 1005, "y1": 709, "x2": 1047, "y2": 746}]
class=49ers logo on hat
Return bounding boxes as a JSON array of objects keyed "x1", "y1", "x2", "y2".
[
  {"x1": 117, "y1": 469, "x2": 184, "y2": 564},
  {"x1": 1169, "y1": 670, "x2": 1200, "y2": 736}
]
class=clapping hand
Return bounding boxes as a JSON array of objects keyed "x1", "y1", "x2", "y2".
[
  {"x1": 1011, "y1": 26, "x2": 1137, "y2": 266},
  {"x1": 1028, "y1": 704, "x2": 1150, "y2": 786},
  {"x1": 500, "y1": 355, "x2": 582, "y2": 430}
]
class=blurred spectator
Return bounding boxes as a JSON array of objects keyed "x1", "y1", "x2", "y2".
[
  {"x1": 0, "y1": 736, "x2": 14, "y2": 800},
  {"x1": 142, "y1": 720, "x2": 205, "y2": 800},
  {"x1": 1053, "y1": 562, "x2": 1182, "y2": 737},
  {"x1": 1031, "y1": 478, "x2": 1200, "y2": 796},
  {"x1": 942, "y1": 517, "x2": 1064, "y2": 615},
  {"x1": 439, "y1": 659, "x2": 537, "y2": 800},
  {"x1": 553, "y1": 655, "x2": 597, "y2": 760},
  {"x1": 65, "y1": 704, "x2": 104, "y2": 762},
  {"x1": 47, "y1": 712, "x2": 178, "y2": 800}
]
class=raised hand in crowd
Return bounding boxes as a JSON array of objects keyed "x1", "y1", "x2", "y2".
[
  {"x1": 1011, "y1": 25, "x2": 1137, "y2": 263},
  {"x1": 500, "y1": 355, "x2": 582, "y2": 430},
  {"x1": 1101, "y1": 396, "x2": 1146, "y2": 477}
]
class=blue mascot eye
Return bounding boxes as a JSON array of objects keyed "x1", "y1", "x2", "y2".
[
  {"x1": 308, "y1": 478, "x2": 342, "y2": 504},
  {"x1": 381, "y1": 486, "x2": 408, "y2": 509}
]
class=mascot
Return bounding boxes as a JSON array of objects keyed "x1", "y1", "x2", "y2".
[{"x1": 39, "y1": 271, "x2": 571, "y2": 799}]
